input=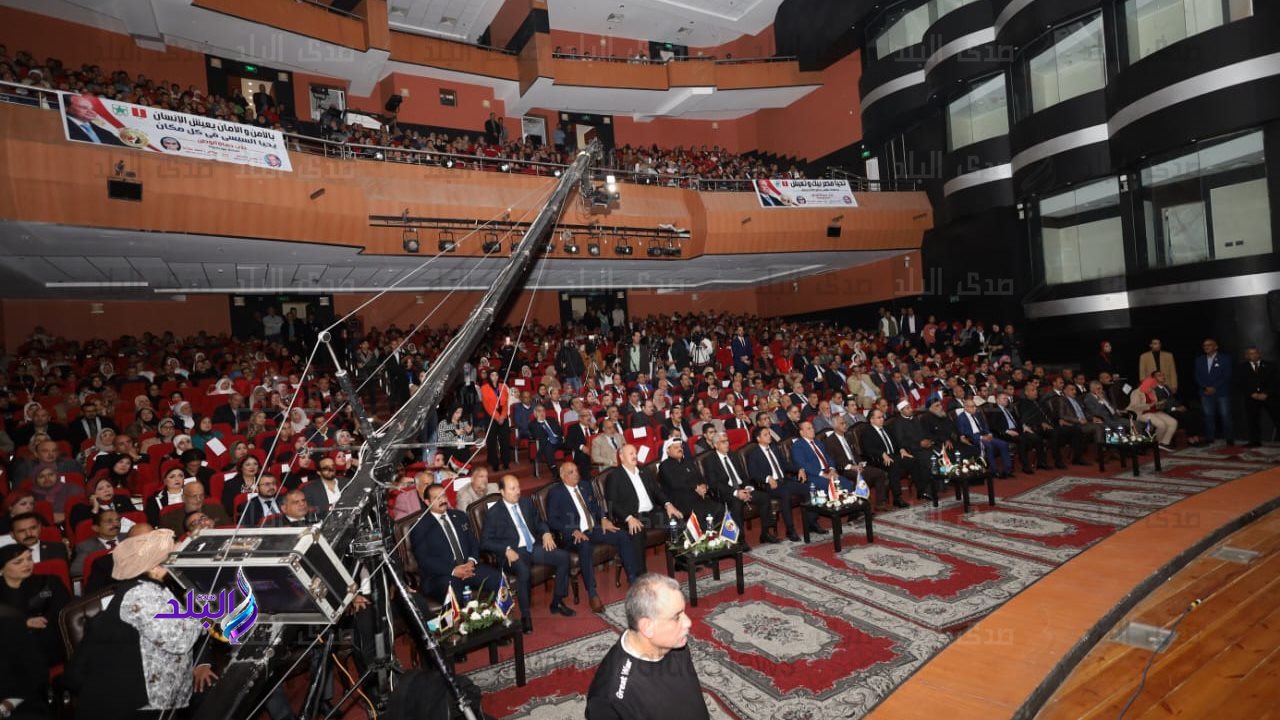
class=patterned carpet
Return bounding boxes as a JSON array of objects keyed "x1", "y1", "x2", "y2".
[{"x1": 466, "y1": 444, "x2": 1280, "y2": 720}]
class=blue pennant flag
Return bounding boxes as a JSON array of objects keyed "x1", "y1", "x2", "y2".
[
  {"x1": 495, "y1": 573, "x2": 515, "y2": 617},
  {"x1": 719, "y1": 508, "x2": 740, "y2": 544}
]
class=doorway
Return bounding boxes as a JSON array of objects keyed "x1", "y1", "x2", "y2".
[{"x1": 236, "y1": 78, "x2": 275, "y2": 119}]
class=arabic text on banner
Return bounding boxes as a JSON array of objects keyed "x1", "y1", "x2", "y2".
[
  {"x1": 59, "y1": 93, "x2": 293, "y2": 172},
  {"x1": 753, "y1": 178, "x2": 858, "y2": 208}
]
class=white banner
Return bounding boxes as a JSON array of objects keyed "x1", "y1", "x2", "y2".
[
  {"x1": 59, "y1": 93, "x2": 293, "y2": 171},
  {"x1": 753, "y1": 178, "x2": 858, "y2": 208}
]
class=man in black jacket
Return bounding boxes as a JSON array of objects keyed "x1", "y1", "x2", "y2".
[
  {"x1": 745, "y1": 428, "x2": 819, "y2": 541},
  {"x1": 989, "y1": 391, "x2": 1047, "y2": 473},
  {"x1": 620, "y1": 331, "x2": 653, "y2": 380},
  {"x1": 657, "y1": 441, "x2": 702, "y2": 517},
  {"x1": 701, "y1": 434, "x2": 774, "y2": 543},
  {"x1": 1241, "y1": 347, "x2": 1278, "y2": 447},
  {"x1": 888, "y1": 402, "x2": 937, "y2": 500},
  {"x1": 556, "y1": 340, "x2": 586, "y2": 394},
  {"x1": 858, "y1": 409, "x2": 909, "y2": 509}
]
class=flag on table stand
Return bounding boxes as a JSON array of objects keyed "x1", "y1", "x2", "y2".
[
  {"x1": 939, "y1": 451, "x2": 954, "y2": 472},
  {"x1": 854, "y1": 470, "x2": 871, "y2": 499},
  {"x1": 439, "y1": 585, "x2": 461, "y2": 629},
  {"x1": 685, "y1": 514, "x2": 704, "y2": 543},
  {"x1": 495, "y1": 574, "x2": 515, "y2": 617},
  {"x1": 828, "y1": 472, "x2": 841, "y2": 499},
  {"x1": 719, "y1": 509, "x2": 740, "y2": 544}
]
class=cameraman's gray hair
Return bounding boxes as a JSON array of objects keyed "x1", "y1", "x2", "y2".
[{"x1": 625, "y1": 574, "x2": 679, "y2": 631}]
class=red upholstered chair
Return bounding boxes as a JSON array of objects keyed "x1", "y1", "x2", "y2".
[
  {"x1": 73, "y1": 519, "x2": 96, "y2": 544},
  {"x1": 33, "y1": 501, "x2": 56, "y2": 526},
  {"x1": 39, "y1": 525, "x2": 62, "y2": 543},
  {"x1": 81, "y1": 549, "x2": 110, "y2": 582},
  {"x1": 33, "y1": 559, "x2": 71, "y2": 592}
]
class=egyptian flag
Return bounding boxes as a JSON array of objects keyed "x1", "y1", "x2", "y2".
[
  {"x1": 828, "y1": 472, "x2": 841, "y2": 499},
  {"x1": 685, "y1": 514, "x2": 704, "y2": 543}
]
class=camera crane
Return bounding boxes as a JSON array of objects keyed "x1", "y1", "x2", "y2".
[{"x1": 168, "y1": 142, "x2": 603, "y2": 720}]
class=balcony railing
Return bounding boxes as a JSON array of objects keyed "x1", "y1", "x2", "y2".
[{"x1": 2, "y1": 80, "x2": 905, "y2": 194}]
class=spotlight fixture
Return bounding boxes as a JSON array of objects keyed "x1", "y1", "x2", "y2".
[
  {"x1": 587, "y1": 243, "x2": 601, "y2": 256},
  {"x1": 438, "y1": 230, "x2": 456, "y2": 252},
  {"x1": 482, "y1": 231, "x2": 502, "y2": 254},
  {"x1": 646, "y1": 240, "x2": 663, "y2": 258},
  {"x1": 663, "y1": 241, "x2": 682, "y2": 257},
  {"x1": 564, "y1": 242, "x2": 580, "y2": 254},
  {"x1": 614, "y1": 241, "x2": 633, "y2": 256},
  {"x1": 445, "y1": 159, "x2": 455, "y2": 168},
  {"x1": 402, "y1": 228, "x2": 420, "y2": 253}
]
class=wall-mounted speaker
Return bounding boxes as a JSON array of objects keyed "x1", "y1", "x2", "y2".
[
  {"x1": 826, "y1": 225, "x2": 841, "y2": 238},
  {"x1": 107, "y1": 179, "x2": 142, "y2": 202},
  {"x1": 385, "y1": 94, "x2": 403, "y2": 113}
]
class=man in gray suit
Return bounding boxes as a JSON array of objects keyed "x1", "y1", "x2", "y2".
[{"x1": 71, "y1": 509, "x2": 124, "y2": 576}]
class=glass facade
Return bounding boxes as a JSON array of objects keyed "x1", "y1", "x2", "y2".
[
  {"x1": 1039, "y1": 178, "x2": 1126, "y2": 284},
  {"x1": 948, "y1": 75, "x2": 1009, "y2": 151},
  {"x1": 1140, "y1": 130, "x2": 1271, "y2": 268},
  {"x1": 1015, "y1": 14, "x2": 1106, "y2": 118},
  {"x1": 870, "y1": 0, "x2": 981, "y2": 59},
  {"x1": 1124, "y1": 0, "x2": 1254, "y2": 64}
]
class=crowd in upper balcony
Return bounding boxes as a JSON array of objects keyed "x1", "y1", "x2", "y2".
[{"x1": 1, "y1": 43, "x2": 807, "y2": 185}]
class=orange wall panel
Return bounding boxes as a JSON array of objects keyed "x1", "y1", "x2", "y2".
[
  {"x1": 332, "y1": 290, "x2": 561, "y2": 330},
  {"x1": 1, "y1": 297, "x2": 231, "y2": 350},
  {"x1": 611, "y1": 116, "x2": 748, "y2": 153},
  {"x1": 752, "y1": 52, "x2": 862, "y2": 161},
  {"x1": 0, "y1": 6, "x2": 208, "y2": 93},
  {"x1": 194, "y1": 0, "x2": 368, "y2": 51}
]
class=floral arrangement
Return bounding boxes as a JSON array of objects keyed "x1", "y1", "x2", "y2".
[
  {"x1": 938, "y1": 454, "x2": 988, "y2": 480},
  {"x1": 672, "y1": 530, "x2": 737, "y2": 557},
  {"x1": 810, "y1": 488, "x2": 862, "y2": 509},
  {"x1": 1104, "y1": 427, "x2": 1155, "y2": 446},
  {"x1": 432, "y1": 598, "x2": 513, "y2": 642}
]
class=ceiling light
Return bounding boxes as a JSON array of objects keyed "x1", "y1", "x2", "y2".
[
  {"x1": 614, "y1": 241, "x2": 633, "y2": 256},
  {"x1": 564, "y1": 242, "x2": 580, "y2": 255},
  {"x1": 402, "y1": 228, "x2": 420, "y2": 253},
  {"x1": 438, "y1": 230, "x2": 456, "y2": 252},
  {"x1": 588, "y1": 243, "x2": 601, "y2": 256}
]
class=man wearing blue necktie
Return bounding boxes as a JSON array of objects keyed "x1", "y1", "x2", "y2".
[
  {"x1": 481, "y1": 475, "x2": 574, "y2": 634},
  {"x1": 63, "y1": 94, "x2": 126, "y2": 146},
  {"x1": 528, "y1": 405, "x2": 565, "y2": 476}
]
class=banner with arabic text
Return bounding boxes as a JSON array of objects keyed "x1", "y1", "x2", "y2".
[
  {"x1": 753, "y1": 178, "x2": 857, "y2": 208},
  {"x1": 59, "y1": 93, "x2": 292, "y2": 171}
]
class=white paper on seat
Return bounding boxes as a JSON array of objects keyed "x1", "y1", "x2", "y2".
[
  {"x1": 205, "y1": 437, "x2": 227, "y2": 456},
  {"x1": 632, "y1": 427, "x2": 648, "y2": 439},
  {"x1": 637, "y1": 444, "x2": 651, "y2": 463}
]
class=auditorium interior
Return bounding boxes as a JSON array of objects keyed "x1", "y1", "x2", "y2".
[{"x1": 0, "y1": 0, "x2": 1278, "y2": 718}]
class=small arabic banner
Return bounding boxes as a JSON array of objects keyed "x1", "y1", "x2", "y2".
[
  {"x1": 753, "y1": 178, "x2": 858, "y2": 208},
  {"x1": 59, "y1": 93, "x2": 293, "y2": 171}
]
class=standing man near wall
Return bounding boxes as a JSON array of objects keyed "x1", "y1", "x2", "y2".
[{"x1": 1196, "y1": 338, "x2": 1234, "y2": 445}]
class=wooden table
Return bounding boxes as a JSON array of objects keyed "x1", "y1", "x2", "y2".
[
  {"x1": 803, "y1": 500, "x2": 874, "y2": 551},
  {"x1": 940, "y1": 471, "x2": 996, "y2": 512},
  {"x1": 1098, "y1": 439, "x2": 1162, "y2": 477},
  {"x1": 664, "y1": 543, "x2": 745, "y2": 607},
  {"x1": 441, "y1": 618, "x2": 526, "y2": 686}
]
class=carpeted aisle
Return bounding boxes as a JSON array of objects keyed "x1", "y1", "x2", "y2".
[{"x1": 459, "y1": 445, "x2": 1280, "y2": 720}]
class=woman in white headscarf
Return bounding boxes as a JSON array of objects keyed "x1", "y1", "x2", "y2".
[
  {"x1": 172, "y1": 401, "x2": 195, "y2": 431},
  {"x1": 287, "y1": 407, "x2": 309, "y2": 434}
]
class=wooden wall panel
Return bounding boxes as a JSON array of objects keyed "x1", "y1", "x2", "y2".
[
  {"x1": 194, "y1": 0, "x2": 368, "y2": 50},
  {"x1": 1, "y1": 297, "x2": 230, "y2": 350}
]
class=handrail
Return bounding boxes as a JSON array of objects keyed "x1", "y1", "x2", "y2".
[
  {"x1": 0, "y1": 80, "x2": 918, "y2": 194},
  {"x1": 390, "y1": 23, "x2": 518, "y2": 55},
  {"x1": 714, "y1": 55, "x2": 798, "y2": 65}
]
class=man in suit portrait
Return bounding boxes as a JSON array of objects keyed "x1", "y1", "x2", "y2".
[
  {"x1": 605, "y1": 444, "x2": 683, "y2": 571},
  {"x1": 546, "y1": 463, "x2": 638, "y2": 613},
  {"x1": 70, "y1": 509, "x2": 124, "y2": 577},
  {"x1": 956, "y1": 398, "x2": 1013, "y2": 477},
  {"x1": 481, "y1": 475, "x2": 574, "y2": 633},
  {"x1": 746, "y1": 426, "x2": 820, "y2": 541},
  {"x1": 791, "y1": 420, "x2": 848, "y2": 496},
  {"x1": 301, "y1": 457, "x2": 348, "y2": 519},
  {"x1": 3, "y1": 513, "x2": 69, "y2": 564},
  {"x1": 858, "y1": 410, "x2": 910, "y2": 508},
  {"x1": 410, "y1": 483, "x2": 503, "y2": 607},
  {"x1": 237, "y1": 473, "x2": 284, "y2": 528},
  {"x1": 702, "y1": 433, "x2": 773, "y2": 543},
  {"x1": 527, "y1": 404, "x2": 565, "y2": 473},
  {"x1": 1241, "y1": 346, "x2": 1278, "y2": 447},
  {"x1": 1196, "y1": 338, "x2": 1234, "y2": 445},
  {"x1": 63, "y1": 94, "x2": 126, "y2": 146}
]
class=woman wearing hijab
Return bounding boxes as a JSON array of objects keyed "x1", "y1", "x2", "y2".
[
  {"x1": 125, "y1": 407, "x2": 160, "y2": 439},
  {"x1": 72, "y1": 530, "x2": 210, "y2": 719},
  {"x1": 1094, "y1": 340, "x2": 1118, "y2": 377},
  {"x1": 172, "y1": 401, "x2": 195, "y2": 431},
  {"x1": 81, "y1": 426, "x2": 118, "y2": 465},
  {"x1": 0, "y1": 490, "x2": 37, "y2": 536},
  {"x1": 287, "y1": 407, "x2": 309, "y2": 434},
  {"x1": 1129, "y1": 377, "x2": 1178, "y2": 450},
  {"x1": 0, "y1": 545, "x2": 70, "y2": 667},
  {"x1": 189, "y1": 415, "x2": 223, "y2": 452}
]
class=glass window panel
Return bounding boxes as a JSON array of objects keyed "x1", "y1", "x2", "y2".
[
  {"x1": 948, "y1": 75, "x2": 1008, "y2": 150},
  {"x1": 873, "y1": 3, "x2": 933, "y2": 58},
  {"x1": 1038, "y1": 177, "x2": 1126, "y2": 285},
  {"x1": 1210, "y1": 179, "x2": 1272, "y2": 260},
  {"x1": 1126, "y1": 0, "x2": 1253, "y2": 64},
  {"x1": 1025, "y1": 15, "x2": 1105, "y2": 114}
]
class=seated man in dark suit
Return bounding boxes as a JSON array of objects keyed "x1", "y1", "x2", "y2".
[
  {"x1": 605, "y1": 444, "x2": 683, "y2": 573},
  {"x1": 301, "y1": 457, "x2": 348, "y2": 520},
  {"x1": 989, "y1": 392, "x2": 1046, "y2": 474},
  {"x1": 745, "y1": 426, "x2": 821, "y2": 541},
  {"x1": 888, "y1": 402, "x2": 938, "y2": 500},
  {"x1": 545, "y1": 463, "x2": 639, "y2": 613},
  {"x1": 527, "y1": 405, "x2": 565, "y2": 473},
  {"x1": 480, "y1": 474, "x2": 574, "y2": 633},
  {"x1": 562, "y1": 412, "x2": 597, "y2": 479},
  {"x1": 826, "y1": 415, "x2": 890, "y2": 508},
  {"x1": 236, "y1": 472, "x2": 283, "y2": 528},
  {"x1": 700, "y1": 434, "x2": 771, "y2": 544},
  {"x1": 261, "y1": 489, "x2": 313, "y2": 527},
  {"x1": 5, "y1": 512, "x2": 69, "y2": 564},
  {"x1": 410, "y1": 483, "x2": 503, "y2": 606},
  {"x1": 858, "y1": 410, "x2": 910, "y2": 509}
]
